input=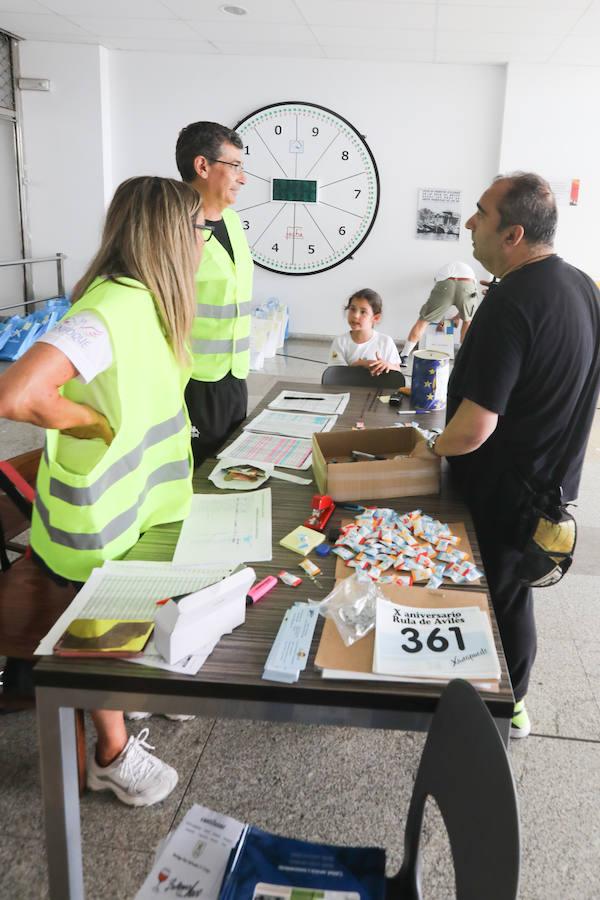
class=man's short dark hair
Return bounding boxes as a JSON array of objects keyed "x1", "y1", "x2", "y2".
[
  {"x1": 494, "y1": 172, "x2": 557, "y2": 246},
  {"x1": 175, "y1": 121, "x2": 243, "y2": 182}
]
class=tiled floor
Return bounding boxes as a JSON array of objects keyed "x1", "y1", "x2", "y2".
[{"x1": 1, "y1": 339, "x2": 599, "y2": 899}]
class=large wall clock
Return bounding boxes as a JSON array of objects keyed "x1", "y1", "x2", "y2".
[{"x1": 234, "y1": 101, "x2": 380, "y2": 276}]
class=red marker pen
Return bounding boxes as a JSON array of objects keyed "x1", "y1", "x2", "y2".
[{"x1": 246, "y1": 575, "x2": 278, "y2": 606}]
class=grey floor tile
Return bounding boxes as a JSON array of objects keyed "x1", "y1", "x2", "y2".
[
  {"x1": 534, "y1": 574, "x2": 600, "y2": 641},
  {"x1": 177, "y1": 717, "x2": 426, "y2": 876},
  {"x1": 0, "y1": 832, "x2": 155, "y2": 900},
  {"x1": 0, "y1": 710, "x2": 215, "y2": 849},
  {"x1": 79, "y1": 714, "x2": 215, "y2": 852},
  {"x1": 509, "y1": 736, "x2": 600, "y2": 900},
  {"x1": 526, "y1": 636, "x2": 600, "y2": 739},
  {"x1": 0, "y1": 834, "x2": 49, "y2": 900},
  {"x1": 569, "y1": 525, "x2": 600, "y2": 576},
  {"x1": 83, "y1": 844, "x2": 155, "y2": 900}
]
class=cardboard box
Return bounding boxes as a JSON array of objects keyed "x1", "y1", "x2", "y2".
[
  {"x1": 311, "y1": 426, "x2": 440, "y2": 501},
  {"x1": 154, "y1": 567, "x2": 255, "y2": 664}
]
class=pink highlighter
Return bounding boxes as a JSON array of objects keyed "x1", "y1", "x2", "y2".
[{"x1": 246, "y1": 575, "x2": 278, "y2": 606}]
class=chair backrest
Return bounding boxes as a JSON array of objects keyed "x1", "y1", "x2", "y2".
[
  {"x1": 0, "y1": 447, "x2": 42, "y2": 570},
  {"x1": 388, "y1": 680, "x2": 520, "y2": 900},
  {"x1": 321, "y1": 366, "x2": 405, "y2": 389}
]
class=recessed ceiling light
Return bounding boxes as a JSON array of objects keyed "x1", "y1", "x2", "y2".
[{"x1": 220, "y1": 4, "x2": 248, "y2": 15}]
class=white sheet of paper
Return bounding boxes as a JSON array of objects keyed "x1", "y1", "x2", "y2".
[
  {"x1": 218, "y1": 431, "x2": 313, "y2": 470},
  {"x1": 173, "y1": 489, "x2": 272, "y2": 565},
  {"x1": 244, "y1": 408, "x2": 337, "y2": 439},
  {"x1": 269, "y1": 389, "x2": 350, "y2": 415},
  {"x1": 35, "y1": 562, "x2": 233, "y2": 656},
  {"x1": 135, "y1": 804, "x2": 245, "y2": 900}
]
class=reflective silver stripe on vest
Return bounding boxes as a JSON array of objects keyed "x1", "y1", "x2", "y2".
[
  {"x1": 196, "y1": 301, "x2": 251, "y2": 319},
  {"x1": 36, "y1": 459, "x2": 190, "y2": 550},
  {"x1": 191, "y1": 336, "x2": 250, "y2": 355},
  {"x1": 49, "y1": 409, "x2": 187, "y2": 507}
]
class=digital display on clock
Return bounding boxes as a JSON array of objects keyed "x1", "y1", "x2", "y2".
[{"x1": 272, "y1": 178, "x2": 318, "y2": 203}]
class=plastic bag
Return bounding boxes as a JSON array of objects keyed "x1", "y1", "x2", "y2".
[{"x1": 317, "y1": 573, "x2": 384, "y2": 646}]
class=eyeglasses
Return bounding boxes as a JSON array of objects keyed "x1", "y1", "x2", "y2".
[
  {"x1": 207, "y1": 158, "x2": 245, "y2": 173},
  {"x1": 193, "y1": 222, "x2": 214, "y2": 242}
]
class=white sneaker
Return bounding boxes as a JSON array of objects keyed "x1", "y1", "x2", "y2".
[
  {"x1": 87, "y1": 728, "x2": 178, "y2": 807},
  {"x1": 125, "y1": 711, "x2": 195, "y2": 722}
]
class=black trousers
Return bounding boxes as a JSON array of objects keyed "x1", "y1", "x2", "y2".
[
  {"x1": 470, "y1": 505, "x2": 536, "y2": 702},
  {"x1": 185, "y1": 372, "x2": 248, "y2": 468}
]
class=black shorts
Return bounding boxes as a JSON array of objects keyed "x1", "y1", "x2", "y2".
[{"x1": 185, "y1": 373, "x2": 248, "y2": 467}]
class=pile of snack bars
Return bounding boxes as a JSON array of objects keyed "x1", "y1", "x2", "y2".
[{"x1": 332, "y1": 508, "x2": 483, "y2": 590}]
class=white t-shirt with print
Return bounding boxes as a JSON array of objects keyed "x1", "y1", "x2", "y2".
[
  {"x1": 38, "y1": 311, "x2": 113, "y2": 383},
  {"x1": 328, "y1": 331, "x2": 401, "y2": 367}
]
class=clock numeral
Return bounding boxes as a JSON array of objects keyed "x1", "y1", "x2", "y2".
[
  {"x1": 274, "y1": 125, "x2": 282, "y2": 135},
  {"x1": 272, "y1": 243, "x2": 279, "y2": 253},
  {"x1": 354, "y1": 189, "x2": 361, "y2": 199},
  {"x1": 341, "y1": 150, "x2": 349, "y2": 160},
  {"x1": 244, "y1": 145, "x2": 250, "y2": 155},
  {"x1": 308, "y1": 244, "x2": 315, "y2": 254},
  {"x1": 312, "y1": 127, "x2": 319, "y2": 136},
  {"x1": 243, "y1": 220, "x2": 250, "y2": 230},
  {"x1": 338, "y1": 226, "x2": 346, "y2": 236}
]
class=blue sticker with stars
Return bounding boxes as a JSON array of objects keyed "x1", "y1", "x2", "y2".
[{"x1": 410, "y1": 352, "x2": 450, "y2": 411}]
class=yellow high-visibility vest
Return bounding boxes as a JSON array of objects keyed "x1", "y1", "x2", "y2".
[
  {"x1": 191, "y1": 207, "x2": 253, "y2": 381},
  {"x1": 31, "y1": 277, "x2": 193, "y2": 582}
]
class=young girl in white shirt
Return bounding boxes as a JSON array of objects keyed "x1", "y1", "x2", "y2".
[{"x1": 328, "y1": 288, "x2": 401, "y2": 375}]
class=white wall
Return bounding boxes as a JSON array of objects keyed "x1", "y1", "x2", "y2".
[
  {"x1": 109, "y1": 51, "x2": 505, "y2": 338},
  {"x1": 18, "y1": 41, "x2": 110, "y2": 300},
  {"x1": 500, "y1": 64, "x2": 600, "y2": 282}
]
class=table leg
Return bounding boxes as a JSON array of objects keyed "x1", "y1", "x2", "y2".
[{"x1": 36, "y1": 687, "x2": 85, "y2": 900}]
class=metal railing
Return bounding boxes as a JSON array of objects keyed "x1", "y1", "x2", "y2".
[{"x1": 0, "y1": 252, "x2": 66, "y2": 313}]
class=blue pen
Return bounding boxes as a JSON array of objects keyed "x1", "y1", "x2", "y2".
[{"x1": 338, "y1": 503, "x2": 365, "y2": 512}]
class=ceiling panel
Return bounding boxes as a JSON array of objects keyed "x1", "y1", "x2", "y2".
[
  {"x1": 161, "y1": 0, "x2": 306, "y2": 23},
  {"x1": 185, "y1": 20, "x2": 317, "y2": 43},
  {"x1": 69, "y1": 16, "x2": 198, "y2": 38},
  {"x1": 42, "y1": 0, "x2": 170, "y2": 16},
  {"x1": 0, "y1": 0, "x2": 48, "y2": 11},
  {"x1": 0, "y1": 11, "x2": 87, "y2": 36},
  {"x1": 101, "y1": 36, "x2": 220, "y2": 53},
  {"x1": 437, "y1": 5, "x2": 583, "y2": 34},
  {"x1": 213, "y1": 40, "x2": 326, "y2": 57},
  {"x1": 311, "y1": 24, "x2": 434, "y2": 50},
  {"x1": 322, "y1": 43, "x2": 434, "y2": 62},
  {"x1": 571, "y1": 2, "x2": 600, "y2": 36},
  {"x1": 296, "y1": 0, "x2": 436, "y2": 29},
  {"x1": 439, "y1": 0, "x2": 588, "y2": 7},
  {"x1": 549, "y1": 35, "x2": 600, "y2": 65}
]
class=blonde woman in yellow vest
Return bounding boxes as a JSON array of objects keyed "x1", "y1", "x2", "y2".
[
  {"x1": 0, "y1": 176, "x2": 210, "y2": 806},
  {"x1": 176, "y1": 121, "x2": 253, "y2": 466}
]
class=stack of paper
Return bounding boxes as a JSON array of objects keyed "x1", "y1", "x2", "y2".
[
  {"x1": 244, "y1": 408, "x2": 337, "y2": 438},
  {"x1": 279, "y1": 525, "x2": 325, "y2": 555},
  {"x1": 373, "y1": 598, "x2": 501, "y2": 681},
  {"x1": 315, "y1": 583, "x2": 501, "y2": 690},
  {"x1": 135, "y1": 804, "x2": 244, "y2": 900},
  {"x1": 268, "y1": 389, "x2": 350, "y2": 415},
  {"x1": 36, "y1": 561, "x2": 239, "y2": 674},
  {"x1": 173, "y1": 489, "x2": 272, "y2": 565}
]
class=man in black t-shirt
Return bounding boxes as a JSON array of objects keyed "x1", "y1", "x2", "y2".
[{"x1": 415, "y1": 172, "x2": 600, "y2": 738}]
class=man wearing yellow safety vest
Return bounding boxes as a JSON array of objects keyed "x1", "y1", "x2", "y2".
[{"x1": 176, "y1": 121, "x2": 253, "y2": 466}]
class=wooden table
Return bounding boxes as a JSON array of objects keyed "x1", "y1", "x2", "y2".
[{"x1": 34, "y1": 381, "x2": 513, "y2": 899}]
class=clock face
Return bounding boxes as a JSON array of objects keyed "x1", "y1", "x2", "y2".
[{"x1": 234, "y1": 101, "x2": 380, "y2": 276}]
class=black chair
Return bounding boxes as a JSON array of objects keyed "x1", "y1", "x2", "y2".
[
  {"x1": 321, "y1": 365, "x2": 405, "y2": 389},
  {"x1": 388, "y1": 679, "x2": 520, "y2": 899}
]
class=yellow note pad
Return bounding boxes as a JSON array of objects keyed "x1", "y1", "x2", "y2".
[{"x1": 279, "y1": 525, "x2": 326, "y2": 556}]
